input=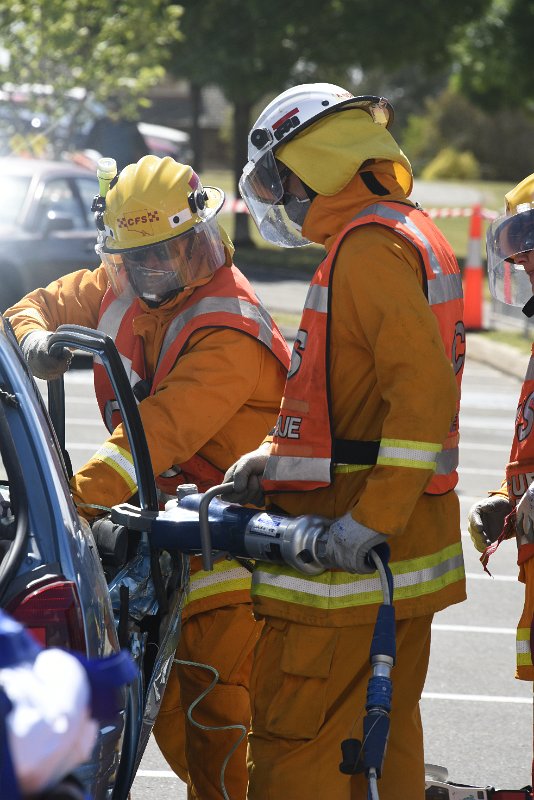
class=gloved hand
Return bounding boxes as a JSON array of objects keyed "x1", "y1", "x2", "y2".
[
  {"x1": 516, "y1": 484, "x2": 534, "y2": 542},
  {"x1": 222, "y1": 443, "x2": 270, "y2": 507},
  {"x1": 467, "y1": 495, "x2": 512, "y2": 553},
  {"x1": 325, "y1": 512, "x2": 388, "y2": 574},
  {"x1": 20, "y1": 330, "x2": 72, "y2": 381}
]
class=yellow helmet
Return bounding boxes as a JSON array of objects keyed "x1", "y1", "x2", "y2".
[
  {"x1": 505, "y1": 173, "x2": 534, "y2": 214},
  {"x1": 96, "y1": 155, "x2": 226, "y2": 305},
  {"x1": 486, "y1": 172, "x2": 534, "y2": 307}
]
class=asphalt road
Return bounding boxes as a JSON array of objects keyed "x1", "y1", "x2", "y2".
[{"x1": 49, "y1": 308, "x2": 532, "y2": 797}]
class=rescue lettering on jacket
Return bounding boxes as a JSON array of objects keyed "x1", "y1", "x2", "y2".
[{"x1": 274, "y1": 413, "x2": 302, "y2": 439}]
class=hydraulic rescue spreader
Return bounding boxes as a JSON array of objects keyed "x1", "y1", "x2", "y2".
[
  {"x1": 112, "y1": 484, "x2": 533, "y2": 800},
  {"x1": 113, "y1": 482, "x2": 395, "y2": 797}
]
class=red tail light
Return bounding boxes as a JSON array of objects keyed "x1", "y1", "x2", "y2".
[{"x1": 7, "y1": 579, "x2": 87, "y2": 652}]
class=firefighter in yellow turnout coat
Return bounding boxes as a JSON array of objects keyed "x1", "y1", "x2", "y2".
[
  {"x1": 6, "y1": 156, "x2": 290, "y2": 800},
  {"x1": 225, "y1": 84, "x2": 466, "y2": 799},
  {"x1": 468, "y1": 173, "x2": 534, "y2": 683}
]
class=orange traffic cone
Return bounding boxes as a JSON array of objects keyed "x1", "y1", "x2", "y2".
[{"x1": 463, "y1": 204, "x2": 484, "y2": 331}]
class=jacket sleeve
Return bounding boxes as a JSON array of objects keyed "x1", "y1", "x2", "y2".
[
  {"x1": 4, "y1": 266, "x2": 109, "y2": 341},
  {"x1": 70, "y1": 327, "x2": 283, "y2": 518},
  {"x1": 336, "y1": 228, "x2": 459, "y2": 537}
]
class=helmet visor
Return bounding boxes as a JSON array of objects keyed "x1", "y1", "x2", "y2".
[
  {"x1": 98, "y1": 215, "x2": 224, "y2": 304},
  {"x1": 486, "y1": 207, "x2": 534, "y2": 306},
  {"x1": 239, "y1": 150, "x2": 311, "y2": 247}
]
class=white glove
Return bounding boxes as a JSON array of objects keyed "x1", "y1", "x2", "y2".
[
  {"x1": 467, "y1": 495, "x2": 512, "y2": 553},
  {"x1": 20, "y1": 330, "x2": 72, "y2": 381},
  {"x1": 3, "y1": 648, "x2": 97, "y2": 794},
  {"x1": 223, "y1": 443, "x2": 271, "y2": 507},
  {"x1": 516, "y1": 484, "x2": 534, "y2": 542},
  {"x1": 325, "y1": 512, "x2": 388, "y2": 574}
]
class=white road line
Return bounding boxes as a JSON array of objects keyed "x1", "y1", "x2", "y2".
[
  {"x1": 460, "y1": 441, "x2": 509, "y2": 451},
  {"x1": 136, "y1": 770, "x2": 179, "y2": 778},
  {"x1": 65, "y1": 418, "x2": 105, "y2": 426},
  {"x1": 459, "y1": 467, "x2": 509, "y2": 476},
  {"x1": 457, "y1": 495, "x2": 490, "y2": 504},
  {"x1": 421, "y1": 692, "x2": 531, "y2": 704},
  {"x1": 65, "y1": 443, "x2": 100, "y2": 450},
  {"x1": 432, "y1": 623, "x2": 515, "y2": 634},
  {"x1": 466, "y1": 571, "x2": 517, "y2": 581}
]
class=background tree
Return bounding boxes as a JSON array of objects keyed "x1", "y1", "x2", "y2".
[
  {"x1": 168, "y1": 0, "x2": 491, "y2": 244},
  {"x1": 452, "y1": 0, "x2": 534, "y2": 113},
  {"x1": 0, "y1": 0, "x2": 182, "y2": 156}
]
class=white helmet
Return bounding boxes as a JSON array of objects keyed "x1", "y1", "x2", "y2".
[{"x1": 239, "y1": 83, "x2": 393, "y2": 247}]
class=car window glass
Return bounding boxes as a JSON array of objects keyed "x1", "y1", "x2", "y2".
[
  {"x1": 0, "y1": 176, "x2": 31, "y2": 225},
  {"x1": 37, "y1": 178, "x2": 85, "y2": 231},
  {"x1": 76, "y1": 176, "x2": 99, "y2": 220}
]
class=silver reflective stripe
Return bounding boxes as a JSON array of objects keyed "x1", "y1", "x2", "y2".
[
  {"x1": 263, "y1": 454, "x2": 331, "y2": 483},
  {"x1": 98, "y1": 287, "x2": 136, "y2": 341},
  {"x1": 158, "y1": 296, "x2": 275, "y2": 369},
  {"x1": 160, "y1": 464, "x2": 182, "y2": 478},
  {"x1": 93, "y1": 442, "x2": 137, "y2": 492},
  {"x1": 516, "y1": 639, "x2": 531, "y2": 655},
  {"x1": 304, "y1": 284, "x2": 328, "y2": 314},
  {"x1": 435, "y1": 447, "x2": 459, "y2": 475},
  {"x1": 351, "y1": 202, "x2": 442, "y2": 277},
  {"x1": 189, "y1": 565, "x2": 252, "y2": 592},
  {"x1": 427, "y1": 273, "x2": 463, "y2": 306},
  {"x1": 104, "y1": 399, "x2": 120, "y2": 433},
  {"x1": 97, "y1": 289, "x2": 144, "y2": 389},
  {"x1": 95, "y1": 351, "x2": 143, "y2": 394},
  {"x1": 525, "y1": 356, "x2": 534, "y2": 382},
  {"x1": 378, "y1": 442, "x2": 438, "y2": 466},
  {"x1": 252, "y1": 549, "x2": 464, "y2": 603}
]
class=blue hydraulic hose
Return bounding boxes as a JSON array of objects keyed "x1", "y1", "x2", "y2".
[{"x1": 339, "y1": 547, "x2": 395, "y2": 800}]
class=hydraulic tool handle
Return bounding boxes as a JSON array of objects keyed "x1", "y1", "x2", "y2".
[
  {"x1": 197, "y1": 482, "x2": 236, "y2": 571},
  {"x1": 367, "y1": 546, "x2": 393, "y2": 606},
  {"x1": 48, "y1": 324, "x2": 158, "y2": 513}
]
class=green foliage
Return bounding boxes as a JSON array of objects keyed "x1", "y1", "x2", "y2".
[
  {"x1": 0, "y1": 0, "x2": 182, "y2": 153},
  {"x1": 452, "y1": 0, "x2": 534, "y2": 112},
  {"x1": 401, "y1": 88, "x2": 534, "y2": 181},
  {"x1": 169, "y1": 0, "x2": 492, "y2": 242},
  {"x1": 421, "y1": 147, "x2": 481, "y2": 180}
]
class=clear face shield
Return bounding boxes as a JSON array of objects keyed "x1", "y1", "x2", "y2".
[
  {"x1": 239, "y1": 149, "x2": 311, "y2": 248},
  {"x1": 97, "y1": 215, "x2": 225, "y2": 305},
  {"x1": 486, "y1": 205, "x2": 534, "y2": 306}
]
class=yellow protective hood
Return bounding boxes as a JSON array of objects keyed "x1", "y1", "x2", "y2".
[
  {"x1": 218, "y1": 222, "x2": 235, "y2": 261},
  {"x1": 276, "y1": 108, "x2": 413, "y2": 197}
]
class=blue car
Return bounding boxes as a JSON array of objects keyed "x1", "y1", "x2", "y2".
[{"x1": 0, "y1": 318, "x2": 187, "y2": 799}]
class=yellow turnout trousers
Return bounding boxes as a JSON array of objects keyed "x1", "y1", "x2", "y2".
[
  {"x1": 153, "y1": 603, "x2": 261, "y2": 799},
  {"x1": 246, "y1": 614, "x2": 433, "y2": 800}
]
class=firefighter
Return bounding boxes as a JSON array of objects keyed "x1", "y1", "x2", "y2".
[
  {"x1": 468, "y1": 172, "x2": 534, "y2": 682},
  {"x1": 223, "y1": 83, "x2": 466, "y2": 799},
  {"x1": 5, "y1": 155, "x2": 291, "y2": 800}
]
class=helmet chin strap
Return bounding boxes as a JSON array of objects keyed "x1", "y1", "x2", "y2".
[
  {"x1": 522, "y1": 295, "x2": 534, "y2": 317},
  {"x1": 282, "y1": 175, "x2": 317, "y2": 229},
  {"x1": 142, "y1": 288, "x2": 183, "y2": 308}
]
